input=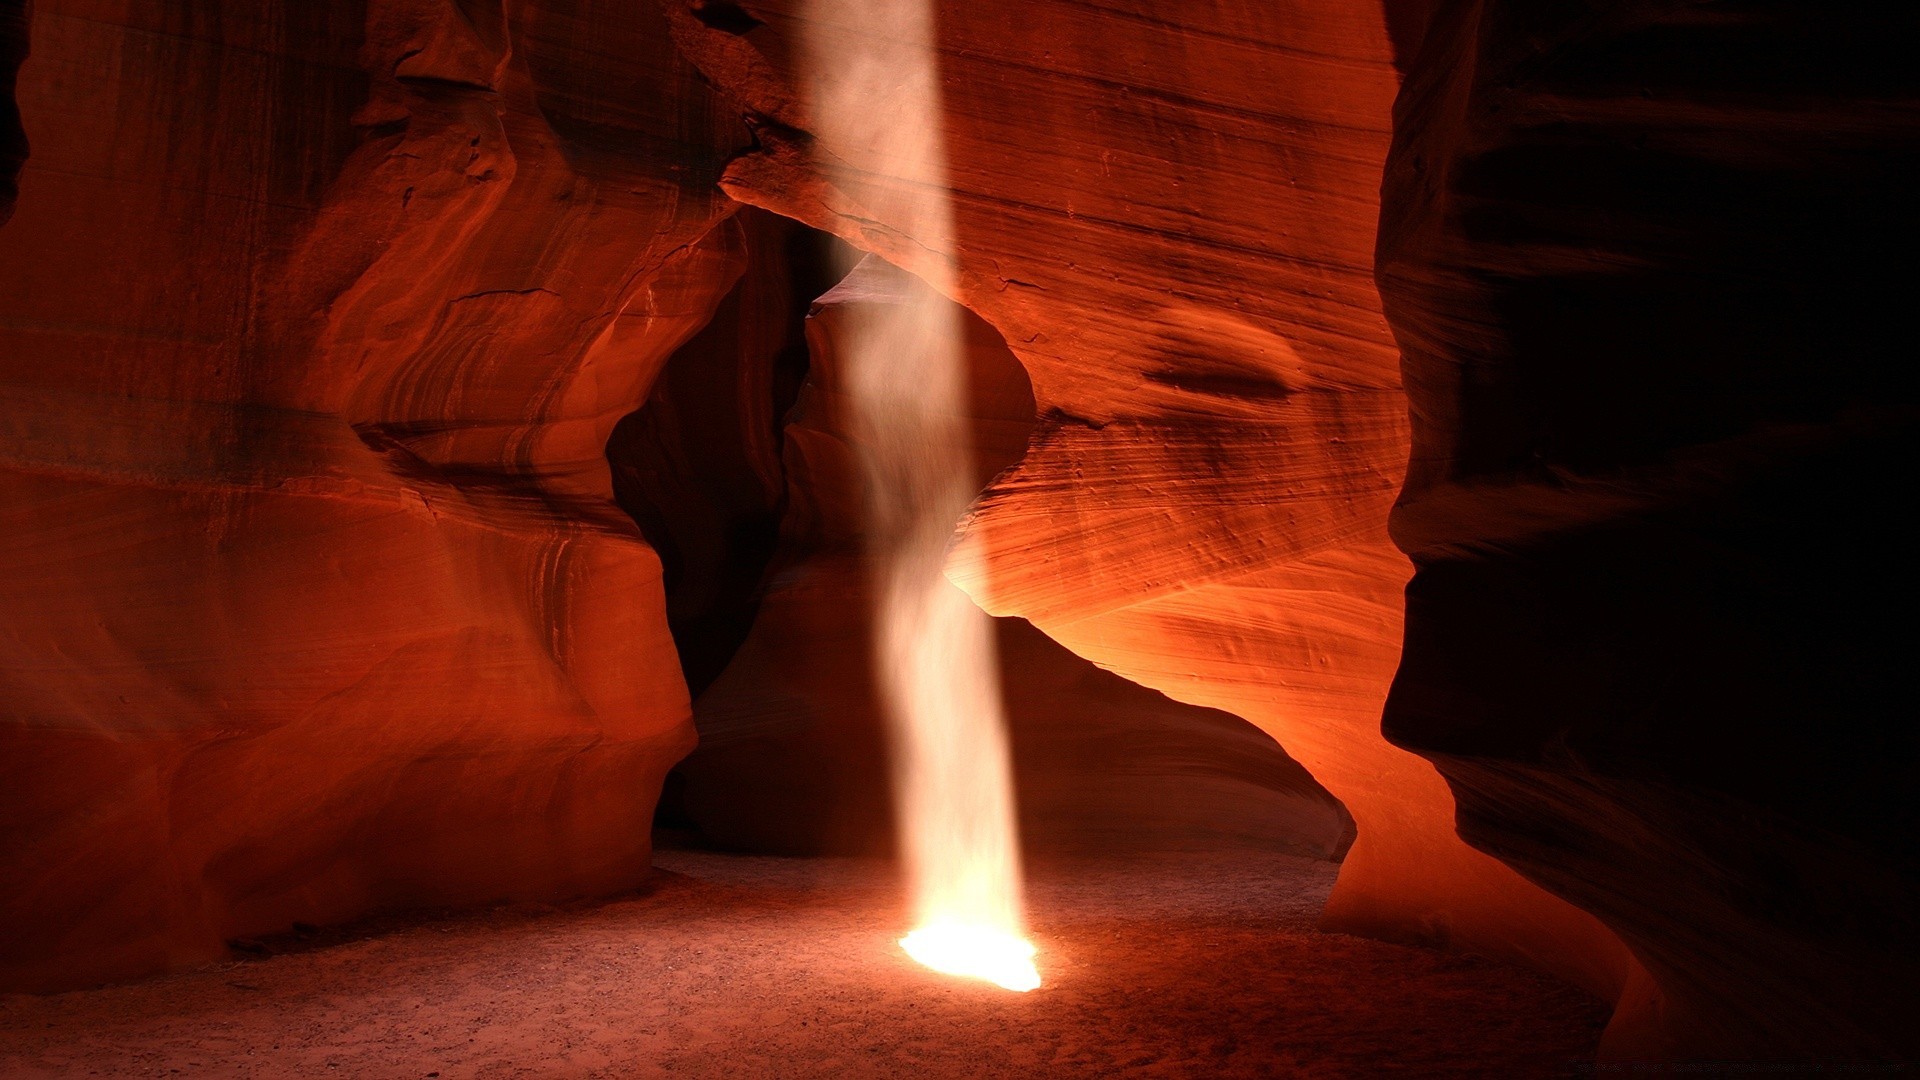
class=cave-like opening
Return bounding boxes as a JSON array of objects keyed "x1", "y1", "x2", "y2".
[{"x1": 608, "y1": 210, "x2": 1353, "y2": 868}]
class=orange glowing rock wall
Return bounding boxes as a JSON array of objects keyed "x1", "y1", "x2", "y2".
[
  {"x1": 0, "y1": 1, "x2": 744, "y2": 990},
  {"x1": 660, "y1": 254, "x2": 1354, "y2": 859},
  {"x1": 665, "y1": 0, "x2": 1644, "y2": 1026}
]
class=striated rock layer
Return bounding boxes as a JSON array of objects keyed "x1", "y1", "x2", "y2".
[
  {"x1": 665, "y1": 255, "x2": 1353, "y2": 859},
  {"x1": 0, "y1": 1, "x2": 744, "y2": 990},
  {"x1": 1377, "y1": 3, "x2": 1920, "y2": 1059},
  {"x1": 665, "y1": 0, "x2": 1645, "y2": 1030}
]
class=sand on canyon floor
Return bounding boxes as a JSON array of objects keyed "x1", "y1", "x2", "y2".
[{"x1": 0, "y1": 847, "x2": 1607, "y2": 1079}]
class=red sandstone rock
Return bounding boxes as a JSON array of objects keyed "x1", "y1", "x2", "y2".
[
  {"x1": 0, "y1": 0, "x2": 744, "y2": 990},
  {"x1": 667, "y1": 0, "x2": 1643, "y2": 1024},
  {"x1": 2, "y1": 0, "x2": 1908, "y2": 1062},
  {"x1": 669, "y1": 255, "x2": 1353, "y2": 858}
]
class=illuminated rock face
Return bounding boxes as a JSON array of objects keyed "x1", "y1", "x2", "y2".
[
  {"x1": 668, "y1": 0, "x2": 1641, "y2": 1016},
  {"x1": 2, "y1": 0, "x2": 1633, "y2": 1005},
  {"x1": 0, "y1": 2, "x2": 744, "y2": 990},
  {"x1": 2, "y1": 0, "x2": 1910, "y2": 1059},
  {"x1": 1377, "y1": 3, "x2": 1920, "y2": 1059},
  {"x1": 661, "y1": 255, "x2": 1354, "y2": 859}
]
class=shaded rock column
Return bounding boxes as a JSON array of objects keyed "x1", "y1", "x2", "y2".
[{"x1": 1378, "y1": 1, "x2": 1920, "y2": 1059}]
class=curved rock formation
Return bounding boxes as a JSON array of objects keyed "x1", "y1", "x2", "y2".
[
  {"x1": 1377, "y1": 2, "x2": 1920, "y2": 1059},
  {"x1": 0, "y1": 1, "x2": 743, "y2": 990},
  {"x1": 665, "y1": 0, "x2": 1641, "y2": 1018},
  {"x1": 2, "y1": 0, "x2": 1910, "y2": 1061},
  {"x1": 664, "y1": 254, "x2": 1353, "y2": 858}
]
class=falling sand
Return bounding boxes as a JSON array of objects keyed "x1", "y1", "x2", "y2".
[{"x1": 800, "y1": 0, "x2": 1039, "y2": 990}]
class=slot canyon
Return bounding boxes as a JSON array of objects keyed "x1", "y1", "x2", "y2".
[{"x1": 0, "y1": 0, "x2": 1914, "y2": 1075}]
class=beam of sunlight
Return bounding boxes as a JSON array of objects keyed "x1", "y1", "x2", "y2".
[{"x1": 799, "y1": 0, "x2": 1040, "y2": 993}]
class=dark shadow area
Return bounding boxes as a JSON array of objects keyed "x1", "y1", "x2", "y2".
[
  {"x1": 607, "y1": 208, "x2": 854, "y2": 698},
  {"x1": 1377, "y1": 2, "x2": 1920, "y2": 1058},
  {"x1": 1381, "y1": 0, "x2": 1436, "y2": 75},
  {"x1": 0, "y1": 0, "x2": 27, "y2": 227}
]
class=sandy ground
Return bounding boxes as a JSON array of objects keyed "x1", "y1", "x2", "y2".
[{"x1": 0, "y1": 848, "x2": 1607, "y2": 1078}]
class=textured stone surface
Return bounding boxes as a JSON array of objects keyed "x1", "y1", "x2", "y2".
[
  {"x1": 668, "y1": 255, "x2": 1353, "y2": 859},
  {"x1": 3, "y1": 0, "x2": 1909, "y2": 1060},
  {"x1": 667, "y1": 0, "x2": 1640, "y2": 1017},
  {"x1": 1377, "y1": 2, "x2": 1920, "y2": 1059},
  {"x1": 0, "y1": 1, "x2": 742, "y2": 990}
]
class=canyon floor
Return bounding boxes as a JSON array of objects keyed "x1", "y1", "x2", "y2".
[{"x1": 0, "y1": 847, "x2": 1607, "y2": 1078}]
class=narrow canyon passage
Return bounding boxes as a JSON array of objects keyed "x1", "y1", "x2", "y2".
[
  {"x1": 0, "y1": 850, "x2": 1605, "y2": 1079},
  {"x1": 1, "y1": 0, "x2": 1913, "y2": 1072}
]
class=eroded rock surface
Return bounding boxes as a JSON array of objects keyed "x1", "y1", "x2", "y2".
[
  {"x1": 1377, "y1": 2, "x2": 1920, "y2": 1059},
  {"x1": 666, "y1": 256, "x2": 1353, "y2": 858},
  {"x1": 0, "y1": 1, "x2": 742, "y2": 990},
  {"x1": 2, "y1": 0, "x2": 1907, "y2": 1060},
  {"x1": 666, "y1": 0, "x2": 1641, "y2": 1017}
]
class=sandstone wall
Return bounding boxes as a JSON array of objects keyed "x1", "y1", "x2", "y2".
[
  {"x1": 4, "y1": 1, "x2": 1908, "y2": 1060},
  {"x1": 0, "y1": 0, "x2": 741, "y2": 990},
  {"x1": 661, "y1": 254, "x2": 1353, "y2": 859},
  {"x1": 665, "y1": 0, "x2": 1645, "y2": 1026},
  {"x1": 1378, "y1": 1, "x2": 1920, "y2": 1058}
]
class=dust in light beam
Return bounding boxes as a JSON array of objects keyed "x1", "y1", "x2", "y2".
[{"x1": 799, "y1": 0, "x2": 1041, "y2": 993}]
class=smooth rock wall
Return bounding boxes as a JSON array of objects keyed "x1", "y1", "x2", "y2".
[{"x1": 0, "y1": 0, "x2": 741, "y2": 991}]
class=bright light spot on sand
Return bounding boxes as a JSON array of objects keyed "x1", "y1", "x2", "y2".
[
  {"x1": 800, "y1": 0, "x2": 1040, "y2": 991},
  {"x1": 900, "y1": 924, "x2": 1041, "y2": 993}
]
